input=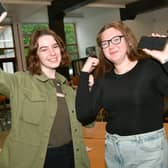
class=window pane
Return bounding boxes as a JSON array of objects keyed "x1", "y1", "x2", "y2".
[
  {"x1": 69, "y1": 53, "x2": 78, "y2": 61},
  {"x1": 3, "y1": 62, "x2": 14, "y2": 73},
  {"x1": 22, "y1": 23, "x2": 79, "y2": 62},
  {"x1": 67, "y1": 45, "x2": 78, "y2": 60},
  {"x1": 0, "y1": 26, "x2": 14, "y2": 48},
  {"x1": 67, "y1": 45, "x2": 78, "y2": 53},
  {"x1": 0, "y1": 49, "x2": 15, "y2": 58},
  {"x1": 23, "y1": 35, "x2": 30, "y2": 46},
  {"x1": 22, "y1": 23, "x2": 48, "y2": 57},
  {"x1": 22, "y1": 23, "x2": 48, "y2": 46},
  {"x1": 22, "y1": 24, "x2": 48, "y2": 34},
  {"x1": 64, "y1": 23, "x2": 76, "y2": 44},
  {"x1": 24, "y1": 48, "x2": 29, "y2": 57}
]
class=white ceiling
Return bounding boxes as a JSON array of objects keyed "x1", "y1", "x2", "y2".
[{"x1": 1, "y1": 0, "x2": 138, "y2": 23}]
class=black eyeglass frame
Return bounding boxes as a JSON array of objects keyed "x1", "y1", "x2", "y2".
[{"x1": 101, "y1": 35, "x2": 124, "y2": 49}]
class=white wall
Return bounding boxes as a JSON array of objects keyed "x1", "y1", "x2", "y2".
[
  {"x1": 123, "y1": 19, "x2": 154, "y2": 41},
  {"x1": 65, "y1": 7, "x2": 120, "y2": 59},
  {"x1": 138, "y1": 7, "x2": 168, "y2": 34},
  {"x1": 65, "y1": 7, "x2": 168, "y2": 59},
  {"x1": 124, "y1": 7, "x2": 168, "y2": 40},
  {"x1": 15, "y1": 4, "x2": 168, "y2": 60}
]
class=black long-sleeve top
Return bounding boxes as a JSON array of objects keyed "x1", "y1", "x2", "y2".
[{"x1": 76, "y1": 58, "x2": 168, "y2": 136}]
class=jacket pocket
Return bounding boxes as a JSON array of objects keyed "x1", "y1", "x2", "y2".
[{"x1": 21, "y1": 88, "x2": 47, "y2": 125}]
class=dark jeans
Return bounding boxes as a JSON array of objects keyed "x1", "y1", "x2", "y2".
[{"x1": 44, "y1": 141, "x2": 74, "y2": 168}]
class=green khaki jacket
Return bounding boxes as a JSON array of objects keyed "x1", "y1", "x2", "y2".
[{"x1": 0, "y1": 70, "x2": 90, "y2": 168}]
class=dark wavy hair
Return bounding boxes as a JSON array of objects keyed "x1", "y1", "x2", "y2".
[
  {"x1": 95, "y1": 21, "x2": 148, "y2": 79},
  {"x1": 27, "y1": 29, "x2": 70, "y2": 75}
]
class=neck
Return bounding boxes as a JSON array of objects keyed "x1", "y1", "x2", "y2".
[
  {"x1": 114, "y1": 59, "x2": 138, "y2": 75},
  {"x1": 42, "y1": 68, "x2": 56, "y2": 79}
]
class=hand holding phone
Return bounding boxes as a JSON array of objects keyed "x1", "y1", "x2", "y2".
[
  {"x1": 139, "y1": 36, "x2": 168, "y2": 64},
  {"x1": 138, "y1": 36, "x2": 168, "y2": 50}
]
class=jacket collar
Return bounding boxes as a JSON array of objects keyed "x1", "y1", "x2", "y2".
[{"x1": 34, "y1": 72, "x2": 67, "y2": 85}]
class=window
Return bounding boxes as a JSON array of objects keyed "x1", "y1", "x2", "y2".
[
  {"x1": 21, "y1": 23, "x2": 49, "y2": 57},
  {"x1": 22, "y1": 23, "x2": 79, "y2": 62},
  {"x1": 64, "y1": 23, "x2": 79, "y2": 61},
  {"x1": 0, "y1": 25, "x2": 16, "y2": 73}
]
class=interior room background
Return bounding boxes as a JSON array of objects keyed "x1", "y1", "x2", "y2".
[
  {"x1": 1, "y1": 5, "x2": 168, "y2": 72},
  {"x1": 0, "y1": 1, "x2": 168, "y2": 133}
]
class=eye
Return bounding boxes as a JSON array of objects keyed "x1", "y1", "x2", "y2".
[
  {"x1": 112, "y1": 37, "x2": 120, "y2": 43},
  {"x1": 101, "y1": 41, "x2": 108, "y2": 47},
  {"x1": 40, "y1": 47, "x2": 47, "y2": 52},
  {"x1": 53, "y1": 43, "x2": 59, "y2": 48}
]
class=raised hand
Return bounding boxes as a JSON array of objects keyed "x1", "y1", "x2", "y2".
[
  {"x1": 81, "y1": 56, "x2": 99, "y2": 73},
  {"x1": 142, "y1": 34, "x2": 168, "y2": 64}
]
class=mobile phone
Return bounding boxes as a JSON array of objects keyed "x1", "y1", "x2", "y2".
[{"x1": 137, "y1": 36, "x2": 167, "y2": 50}]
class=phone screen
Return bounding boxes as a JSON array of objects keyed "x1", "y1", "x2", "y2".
[{"x1": 138, "y1": 36, "x2": 167, "y2": 50}]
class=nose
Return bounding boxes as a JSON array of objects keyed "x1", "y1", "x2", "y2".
[
  {"x1": 108, "y1": 41, "x2": 115, "y2": 48},
  {"x1": 49, "y1": 47, "x2": 56, "y2": 55}
]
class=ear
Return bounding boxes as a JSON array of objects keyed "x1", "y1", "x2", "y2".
[{"x1": 128, "y1": 42, "x2": 132, "y2": 47}]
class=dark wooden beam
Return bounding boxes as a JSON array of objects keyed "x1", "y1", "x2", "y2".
[
  {"x1": 120, "y1": 0, "x2": 168, "y2": 20},
  {"x1": 47, "y1": 0, "x2": 95, "y2": 40},
  {"x1": 47, "y1": 0, "x2": 95, "y2": 79},
  {"x1": 48, "y1": 0, "x2": 95, "y2": 19}
]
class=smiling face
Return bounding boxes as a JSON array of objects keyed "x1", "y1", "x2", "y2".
[
  {"x1": 101, "y1": 27, "x2": 129, "y2": 66},
  {"x1": 37, "y1": 35, "x2": 62, "y2": 74}
]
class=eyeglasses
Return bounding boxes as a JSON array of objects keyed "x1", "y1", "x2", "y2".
[{"x1": 101, "y1": 35, "x2": 124, "y2": 49}]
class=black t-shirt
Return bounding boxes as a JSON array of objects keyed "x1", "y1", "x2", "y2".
[{"x1": 76, "y1": 58, "x2": 168, "y2": 135}]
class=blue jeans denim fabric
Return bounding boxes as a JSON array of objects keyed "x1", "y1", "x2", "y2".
[{"x1": 105, "y1": 128, "x2": 168, "y2": 168}]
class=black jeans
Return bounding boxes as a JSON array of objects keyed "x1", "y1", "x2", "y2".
[{"x1": 44, "y1": 141, "x2": 74, "y2": 168}]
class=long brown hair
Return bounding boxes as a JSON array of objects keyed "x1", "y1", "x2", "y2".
[
  {"x1": 27, "y1": 29, "x2": 70, "y2": 75},
  {"x1": 95, "y1": 21, "x2": 148, "y2": 79}
]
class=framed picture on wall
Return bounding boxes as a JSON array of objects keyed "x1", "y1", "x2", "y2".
[{"x1": 85, "y1": 46, "x2": 97, "y2": 57}]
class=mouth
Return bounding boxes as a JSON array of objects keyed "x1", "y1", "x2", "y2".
[
  {"x1": 48, "y1": 58, "x2": 58, "y2": 62},
  {"x1": 109, "y1": 50, "x2": 118, "y2": 55}
]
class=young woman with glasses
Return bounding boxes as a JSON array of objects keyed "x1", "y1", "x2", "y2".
[{"x1": 76, "y1": 21, "x2": 168, "y2": 168}]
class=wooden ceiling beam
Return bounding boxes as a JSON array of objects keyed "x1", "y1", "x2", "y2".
[{"x1": 120, "y1": 0, "x2": 168, "y2": 20}]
